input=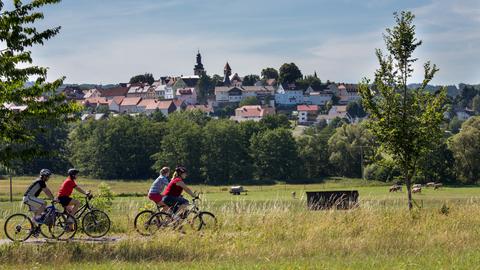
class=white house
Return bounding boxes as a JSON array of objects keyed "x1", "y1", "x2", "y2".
[
  {"x1": 175, "y1": 88, "x2": 197, "y2": 105},
  {"x1": 231, "y1": 105, "x2": 275, "y2": 122},
  {"x1": 275, "y1": 84, "x2": 304, "y2": 106},
  {"x1": 108, "y1": 96, "x2": 124, "y2": 112},
  {"x1": 317, "y1": 105, "x2": 350, "y2": 123},
  {"x1": 215, "y1": 86, "x2": 275, "y2": 104},
  {"x1": 119, "y1": 97, "x2": 142, "y2": 113},
  {"x1": 297, "y1": 105, "x2": 319, "y2": 125},
  {"x1": 338, "y1": 83, "x2": 361, "y2": 104},
  {"x1": 305, "y1": 92, "x2": 333, "y2": 106}
]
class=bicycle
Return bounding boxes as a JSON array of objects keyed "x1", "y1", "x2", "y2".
[
  {"x1": 149, "y1": 196, "x2": 217, "y2": 233},
  {"x1": 4, "y1": 201, "x2": 77, "y2": 242},
  {"x1": 134, "y1": 204, "x2": 171, "y2": 236},
  {"x1": 72, "y1": 195, "x2": 111, "y2": 238}
]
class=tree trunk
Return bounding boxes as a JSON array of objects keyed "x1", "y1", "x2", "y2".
[{"x1": 405, "y1": 169, "x2": 412, "y2": 210}]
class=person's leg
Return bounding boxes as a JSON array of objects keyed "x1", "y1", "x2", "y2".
[{"x1": 68, "y1": 198, "x2": 80, "y2": 215}]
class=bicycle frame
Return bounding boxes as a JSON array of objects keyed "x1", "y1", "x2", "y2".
[{"x1": 73, "y1": 197, "x2": 92, "y2": 219}]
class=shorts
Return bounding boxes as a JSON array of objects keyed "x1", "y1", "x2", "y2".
[
  {"x1": 148, "y1": 193, "x2": 164, "y2": 204},
  {"x1": 162, "y1": 195, "x2": 189, "y2": 213},
  {"x1": 23, "y1": 196, "x2": 46, "y2": 212},
  {"x1": 58, "y1": 196, "x2": 73, "y2": 207}
]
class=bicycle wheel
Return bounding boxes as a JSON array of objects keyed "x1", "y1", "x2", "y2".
[
  {"x1": 39, "y1": 224, "x2": 53, "y2": 239},
  {"x1": 191, "y1": 211, "x2": 217, "y2": 231},
  {"x1": 134, "y1": 210, "x2": 156, "y2": 236},
  {"x1": 4, "y1": 213, "x2": 34, "y2": 242},
  {"x1": 49, "y1": 212, "x2": 77, "y2": 240},
  {"x1": 82, "y1": 210, "x2": 111, "y2": 238},
  {"x1": 148, "y1": 212, "x2": 173, "y2": 233}
]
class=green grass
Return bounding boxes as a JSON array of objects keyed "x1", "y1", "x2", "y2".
[{"x1": 2, "y1": 177, "x2": 480, "y2": 269}]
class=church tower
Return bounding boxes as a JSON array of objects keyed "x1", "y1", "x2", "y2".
[
  {"x1": 194, "y1": 50, "x2": 205, "y2": 76},
  {"x1": 223, "y1": 62, "x2": 232, "y2": 86}
]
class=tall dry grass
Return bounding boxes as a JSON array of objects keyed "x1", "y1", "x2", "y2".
[{"x1": 1, "y1": 199, "x2": 480, "y2": 268}]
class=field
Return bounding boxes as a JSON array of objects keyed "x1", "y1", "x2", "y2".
[{"x1": 1, "y1": 176, "x2": 480, "y2": 269}]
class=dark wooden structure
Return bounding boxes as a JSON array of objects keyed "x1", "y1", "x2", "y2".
[{"x1": 306, "y1": 190, "x2": 359, "y2": 210}]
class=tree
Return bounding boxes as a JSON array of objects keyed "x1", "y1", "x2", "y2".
[
  {"x1": 201, "y1": 120, "x2": 252, "y2": 184},
  {"x1": 346, "y1": 100, "x2": 367, "y2": 119},
  {"x1": 129, "y1": 73, "x2": 154, "y2": 85},
  {"x1": 151, "y1": 115, "x2": 204, "y2": 182},
  {"x1": 448, "y1": 117, "x2": 480, "y2": 184},
  {"x1": 416, "y1": 140, "x2": 455, "y2": 184},
  {"x1": 242, "y1": 74, "x2": 260, "y2": 86},
  {"x1": 359, "y1": 11, "x2": 447, "y2": 209},
  {"x1": 68, "y1": 116, "x2": 164, "y2": 179},
  {"x1": 448, "y1": 116, "x2": 464, "y2": 134},
  {"x1": 296, "y1": 75, "x2": 322, "y2": 90},
  {"x1": 0, "y1": 0, "x2": 78, "y2": 169},
  {"x1": 250, "y1": 128, "x2": 299, "y2": 180},
  {"x1": 279, "y1": 63, "x2": 302, "y2": 84},
  {"x1": 196, "y1": 74, "x2": 213, "y2": 103},
  {"x1": 259, "y1": 114, "x2": 291, "y2": 130},
  {"x1": 328, "y1": 123, "x2": 374, "y2": 178},
  {"x1": 261, "y1": 67, "x2": 279, "y2": 80},
  {"x1": 297, "y1": 131, "x2": 332, "y2": 179},
  {"x1": 239, "y1": 96, "x2": 259, "y2": 107},
  {"x1": 472, "y1": 95, "x2": 480, "y2": 114}
]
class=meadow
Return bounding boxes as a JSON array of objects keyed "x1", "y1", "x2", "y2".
[{"x1": 1, "y1": 176, "x2": 480, "y2": 269}]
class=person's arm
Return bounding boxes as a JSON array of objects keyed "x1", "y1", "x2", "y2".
[
  {"x1": 74, "y1": 186, "x2": 90, "y2": 196},
  {"x1": 43, "y1": 187, "x2": 55, "y2": 200},
  {"x1": 176, "y1": 181, "x2": 196, "y2": 198}
]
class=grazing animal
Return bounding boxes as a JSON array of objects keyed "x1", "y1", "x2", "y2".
[
  {"x1": 434, "y1": 183, "x2": 443, "y2": 190},
  {"x1": 412, "y1": 184, "x2": 422, "y2": 189},
  {"x1": 389, "y1": 185, "x2": 402, "y2": 192},
  {"x1": 426, "y1": 182, "x2": 435, "y2": 187},
  {"x1": 412, "y1": 187, "x2": 422, "y2": 193}
]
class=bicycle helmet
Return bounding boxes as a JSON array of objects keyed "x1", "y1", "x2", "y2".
[
  {"x1": 68, "y1": 168, "x2": 80, "y2": 176},
  {"x1": 40, "y1": 169, "x2": 52, "y2": 177},
  {"x1": 175, "y1": 166, "x2": 187, "y2": 174}
]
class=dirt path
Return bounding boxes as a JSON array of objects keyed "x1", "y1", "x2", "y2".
[{"x1": 0, "y1": 236, "x2": 125, "y2": 245}]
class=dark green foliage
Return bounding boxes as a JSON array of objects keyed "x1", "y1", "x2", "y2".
[
  {"x1": 279, "y1": 63, "x2": 302, "y2": 84},
  {"x1": 346, "y1": 100, "x2": 367, "y2": 119},
  {"x1": 0, "y1": 0, "x2": 79, "y2": 168},
  {"x1": 416, "y1": 141, "x2": 456, "y2": 184},
  {"x1": 151, "y1": 114, "x2": 203, "y2": 182},
  {"x1": 129, "y1": 73, "x2": 154, "y2": 85},
  {"x1": 250, "y1": 128, "x2": 300, "y2": 180},
  {"x1": 196, "y1": 74, "x2": 214, "y2": 103},
  {"x1": 68, "y1": 115, "x2": 164, "y2": 179},
  {"x1": 201, "y1": 120, "x2": 252, "y2": 184},
  {"x1": 296, "y1": 75, "x2": 321, "y2": 90},
  {"x1": 242, "y1": 75, "x2": 260, "y2": 86},
  {"x1": 449, "y1": 117, "x2": 480, "y2": 184},
  {"x1": 259, "y1": 114, "x2": 290, "y2": 130},
  {"x1": 239, "y1": 96, "x2": 259, "y2": 107},
  {"x1": 261, "y1": 67, "x2": 279, "y2": 80}
]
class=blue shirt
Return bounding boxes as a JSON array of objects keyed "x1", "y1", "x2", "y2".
[{"x1": 148, "y1": 175, "x2": 169, "y2": 194}]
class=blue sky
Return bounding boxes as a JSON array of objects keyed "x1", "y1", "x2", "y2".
[{"x1": 17, "y1": 0, "x2": 480, "y2": 84}]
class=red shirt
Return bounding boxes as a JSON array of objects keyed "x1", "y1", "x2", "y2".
[
  {"x1": 162, "y1": 177, "x2": 184, "y2": 197},
  {"x1": 58, "y1": 177, "x2": 77, "y2": 197}
]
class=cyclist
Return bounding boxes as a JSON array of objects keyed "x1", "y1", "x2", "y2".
[
  {"x1": 23, "y1": 169, "x2": 55, "y2": 225},
  {"x1": 148, "y1": 167, "x2": 170, "y2": 211},
  {"x1": 57, "y1": 168, "x2": 92, "y2": 216},
  {"x1": 162, "y1": 166, "x2": 197, "y2": 217}
]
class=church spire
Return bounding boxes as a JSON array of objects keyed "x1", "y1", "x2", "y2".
[
  {"x1": 224, "y1": 62, "x2": 232, "y2": 86},
  {"x1": 194, "y1": 50, "x2": 205, "y2": 76}
]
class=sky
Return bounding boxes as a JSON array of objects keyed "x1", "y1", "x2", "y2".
[{"x1": 10, "y1": 0, "x2": 480, "y2": 85}]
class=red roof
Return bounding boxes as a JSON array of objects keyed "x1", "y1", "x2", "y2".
[
  {"x1": 121, "y1": 97, "x2": 142, "y2": 106},
  {"x1": 83, "y1": 97, "x2": 108, "y2": 105},
  {"x1": 297, "y1": 105, "x2": 319, "y2": 112},
  {"x1": 235, "y1": 105, "x2": 275, "y2": 118},
  {"x1": 101, "y1": 87, "x2": 128, "y2": 97}
]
